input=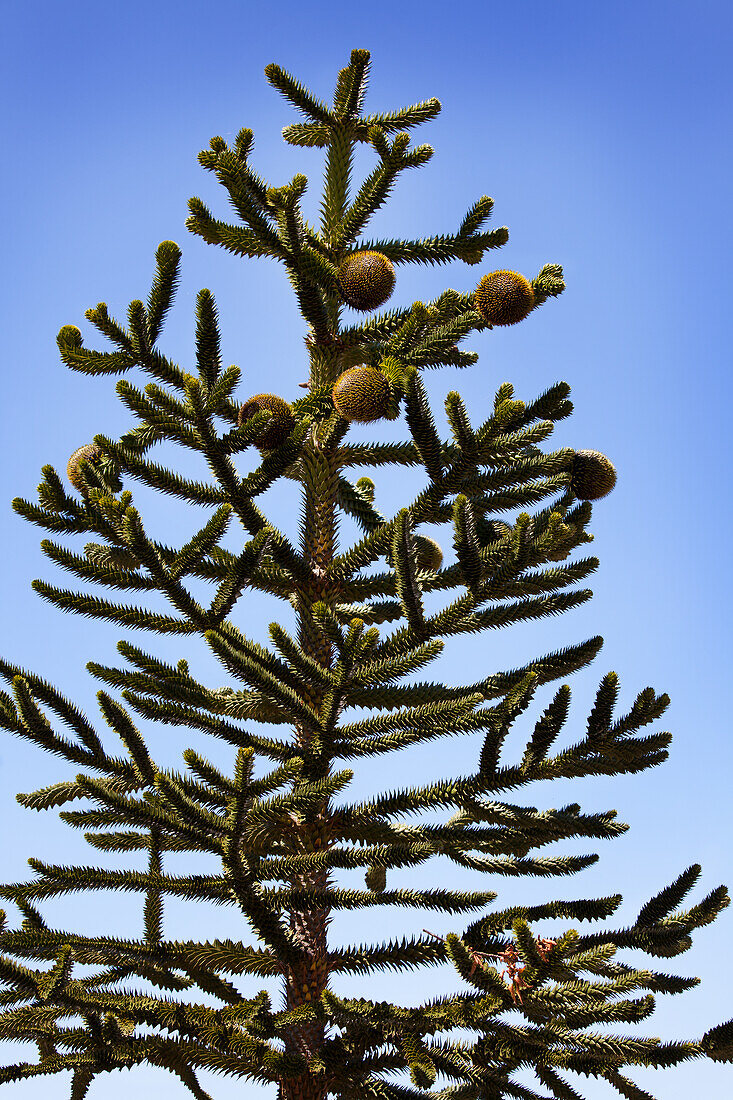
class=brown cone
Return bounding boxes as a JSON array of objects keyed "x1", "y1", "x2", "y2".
[
  {"x1": 414, "y1": 535, "x2": 443, "y2": 572},
  {"x1": 67, "y1": 443, "x2": 102, "y2": 492},
  {"x1": 338, "y1": 252, "x2": 396, "y2": 312},
  {"x1": 332, "y1": 367, "x2": 391, "y2": 423},
  {"x1": 474, "y1": 270, "x2": 535, "y2": 326},
  {"x1": 570, "y1": 450, "x2": 617, "y2": 500},
  {"x1": 238, "y1": 394, "x2": 295, "y2": 449},
  {"x1": 365, "y1": 864, "x2": 386, "y2": 893}
]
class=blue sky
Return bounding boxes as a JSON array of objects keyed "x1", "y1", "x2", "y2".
[{"x1": 1, "y1": 1, "x2": 732, "y2": 1097}]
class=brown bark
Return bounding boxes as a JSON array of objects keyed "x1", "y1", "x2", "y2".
[{"x1": 279, "y1": 344, "x2": 343, "y2": 1100}]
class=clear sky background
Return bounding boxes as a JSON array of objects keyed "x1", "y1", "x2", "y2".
[{"x1": 1, "y1": 1, "x2": 731, "y2": 1097}]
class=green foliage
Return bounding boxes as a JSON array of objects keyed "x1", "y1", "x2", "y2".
[{"x1": 0, "y1": 47, "x2": 727, "y2": 1100}]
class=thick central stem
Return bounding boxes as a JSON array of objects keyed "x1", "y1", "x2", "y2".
[{"x1": 280, "y1": 341, "x2": 343, "y2": 1100}]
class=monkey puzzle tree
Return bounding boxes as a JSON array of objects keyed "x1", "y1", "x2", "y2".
[{"x1": 0, "y1": 48, "x2": 730, "y2": 1100}]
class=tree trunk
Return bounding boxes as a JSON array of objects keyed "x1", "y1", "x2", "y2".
[{"x1": 280, "y1": 341, "x2": 342, "y2": 1100}]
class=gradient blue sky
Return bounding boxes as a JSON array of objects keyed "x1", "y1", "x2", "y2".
[{"x1": 1, "y1": 2, "x2": 732, "y2": 1097}]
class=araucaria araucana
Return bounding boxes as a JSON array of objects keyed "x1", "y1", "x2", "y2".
[{"x1": 1, "y1": 48, "x2": 731, "y2": 1100}]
